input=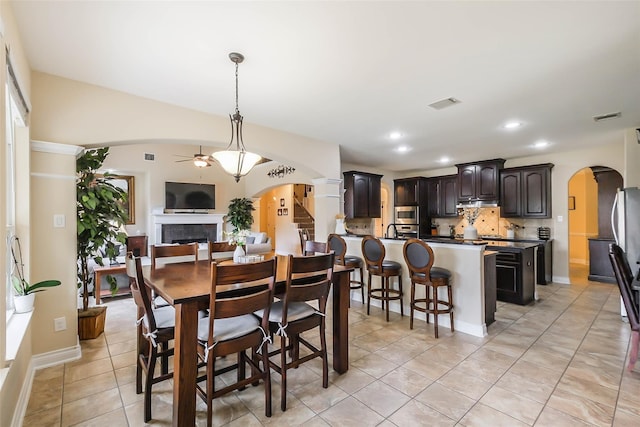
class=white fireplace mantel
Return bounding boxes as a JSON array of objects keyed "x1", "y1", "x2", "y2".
[{"x1": 152, "y1": 213, "x2": 225, "y2": 245}]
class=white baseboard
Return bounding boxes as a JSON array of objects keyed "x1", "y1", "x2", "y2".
[
  {"x1": 32, "y1": 339, "x2": 82, "y2": 370},
  {"x1": 553, "y1": 275, "x2": 571, "y2": 284},
  {"x1": 11, "y1": 341, "x2": 81, "y2": 427}
]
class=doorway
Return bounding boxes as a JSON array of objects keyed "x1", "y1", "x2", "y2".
[{"x1": 568, "y1": 166, "x2": 622, "y2": 282}]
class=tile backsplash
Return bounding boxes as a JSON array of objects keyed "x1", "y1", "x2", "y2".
[{"x1": 433, "y1": 207, "x2": 553, "y2": 239}]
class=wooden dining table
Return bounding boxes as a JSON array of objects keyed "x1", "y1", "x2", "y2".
[{"x1": 142, "y1": 255, "x2": 353, "y2": 426}]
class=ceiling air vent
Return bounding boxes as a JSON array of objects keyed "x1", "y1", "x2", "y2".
[
  {"x1": 593, "y1": 111, "x2": 621, "y2": 122},
  {"x1": 144, "y1": 152, "x2": 155, "y2": 161},
  {"x1": 428, "y1": 97, "x2": 461, "y2": 110}
]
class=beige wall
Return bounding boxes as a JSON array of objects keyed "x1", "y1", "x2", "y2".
[
  {"x1": 30, "y1": 144, "x2": 81, "y2": 354},
  {"x1": 1, "y1": 2, "x2": 34, "y2": 425}
]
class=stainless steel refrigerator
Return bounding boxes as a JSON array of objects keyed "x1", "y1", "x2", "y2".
[{"x1": 611, "y1": 187, "x2": 640, "y2": 315}]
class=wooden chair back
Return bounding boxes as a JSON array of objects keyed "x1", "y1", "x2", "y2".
[
  {"x1": 303, "y1": 240, "x2": 328, "y2": 256},
  {"x1": 403, "y1": 238, "x2": 435, "y2": 280},
  {"x1": 361, "y1": 235, "x2": 386, "y2": 273},
  {"x1": 208, "y1": 259, "x2": 277, "y2": 321},
  {"x1": 150, "y1": 242, "x2": 198, "y2": 269},
  {"x1": 207, "y1": 241, "x2": 236, "y2": 262},
  {"x1": 298, "y1": 229, "x2": 310, "y2": 254},
  {"x1": 609, "y1": 243, "x2": 639, "y2": 329},
  {"x1": 282, "y1": 253, "x2": 334, "y2": 322},
  {"x1": 126, "y1": 252, "x2": 157, "y2": 332},
  {"x1": 327, "y1": 234, "x2": 348, "y2": 264}
]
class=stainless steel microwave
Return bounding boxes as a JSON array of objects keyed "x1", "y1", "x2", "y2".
[{"x1": 395, "y1": 206, "x2": 418, "y2": 224}]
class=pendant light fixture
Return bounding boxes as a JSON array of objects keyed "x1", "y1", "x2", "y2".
[{"x1": 211, "y1": 52, "x2": 262, "y2": 182}]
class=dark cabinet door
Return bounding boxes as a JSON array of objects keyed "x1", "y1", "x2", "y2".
[
  {"x1": 522, "y1": 167, "x2": 550, "y2": 217},
  {"x1": 500, "y1": 171, "x2": 521, "y2": 217},
  {"x1": 368, "y1": 174, "x2": 382, "y2": 218},
  {"x1": 440, "y1": 175, "x2": 459, "y2": 217},
  {"x1": 353, "y1": 174, "x2": 370, "y2": 217},
  {"x1": 456, "y1": 159, "x2": 504, "y2": 202},
  {"x1": 426, "y1": 178, "x2": 441, "y2": 217},
  {"x1": 477, "y1": 163, "x2": 500, "y2": 200},
  {"x1": 394, "y1": 179, "x2": 418, "y2": 206},
  {"x1": 457, "y1": 165, "x2": 476, "y2": 201},
  {"x1": 344, "y1": 171, "x2": 382, "y2": 218},
  {"x1": 500, "y1": 164, "x2": 553, "y2": 218}
]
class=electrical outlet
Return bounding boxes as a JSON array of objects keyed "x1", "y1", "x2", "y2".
[{"x1": 54, "y1": 317, "x2": 66, "y2": 331}]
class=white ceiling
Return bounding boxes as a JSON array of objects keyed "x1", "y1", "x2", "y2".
[{"x1": 9, "y1": 1, "x2": 640, "y2": 173}]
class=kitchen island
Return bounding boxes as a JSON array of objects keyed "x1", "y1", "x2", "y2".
[{"x1": 343, "y1": 235, "x2": 491, "y2": 337}]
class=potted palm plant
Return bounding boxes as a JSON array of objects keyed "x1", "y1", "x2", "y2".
[
  {"x1": 10, "y1": 236, "x2": 61, "y2": 313},
  {"x1": 76, "y1": 147, "x2": 128, "y2": 339}
]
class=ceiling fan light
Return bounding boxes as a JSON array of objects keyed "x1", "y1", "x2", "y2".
[
  {"x1": 193, "y1": 157, "x2": 210, "y2": 168},
  {"x1": 212, "y1": 150, "x2": 262, "y2": 182}
]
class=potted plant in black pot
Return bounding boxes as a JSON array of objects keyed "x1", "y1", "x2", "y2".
[{"x1": 76, "y1": 147, "x2": 128, "y2": 339}]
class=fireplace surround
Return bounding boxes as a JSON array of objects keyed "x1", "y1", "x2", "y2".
[{"x1": 152, "y1": 213, "x2": 225, "y2": 245}]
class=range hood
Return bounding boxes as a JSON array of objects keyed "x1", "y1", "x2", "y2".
[{"x1": 456, "y1": 199, "x2": 499, "y2": 208}]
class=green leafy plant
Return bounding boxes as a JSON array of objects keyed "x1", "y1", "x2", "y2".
[
  {"x1": 226, "y1": 197, "x2": 255, "y2": 231},
  {"x1": 10, "y1": 236, "x2": 61, "y2": 296},
  {"x1": 77, "y1": 147, "x2": 129, "y2": 311}
]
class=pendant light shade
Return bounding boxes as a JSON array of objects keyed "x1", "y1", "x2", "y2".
[{"x1": 211, "y1": 52, "x2": 262, "y2": 182}]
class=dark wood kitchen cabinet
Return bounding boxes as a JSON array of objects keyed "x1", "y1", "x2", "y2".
[
  {"x1": 394, "y1": 177, "x2": 424, "y2": 206},
  {"x1": 426, "y1": 175, "x2": 458, "y2": 218},
  {"x1": 344, "y1": 171, "x2": 382, "y2": 218},
  {"x1": 456, "y1": 159, "x2": 505, "y2": 202},
  {"x1": 500, "y1": 164, "x2": 553, "y2": 218}
]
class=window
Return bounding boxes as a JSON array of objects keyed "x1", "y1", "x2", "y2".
[{"x1": 4, "y1": 52, "x2": 28, "y2": 323}]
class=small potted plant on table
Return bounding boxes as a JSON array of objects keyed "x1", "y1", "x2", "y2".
[{"x1": 225, "y1": 198, "x2": 255, "y2": 261}]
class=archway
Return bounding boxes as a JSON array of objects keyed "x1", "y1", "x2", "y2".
[{"x1": 568, "y1": 166, "x2": 622, "y2": 283}]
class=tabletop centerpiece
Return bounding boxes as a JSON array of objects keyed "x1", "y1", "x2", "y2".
[{"x1": 462, "y1": 207, "x2": 481, "y2": 240}]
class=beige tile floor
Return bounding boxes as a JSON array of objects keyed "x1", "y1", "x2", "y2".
[{"x1": 24, "y1": 264, "x2": 640, "y2": 426}]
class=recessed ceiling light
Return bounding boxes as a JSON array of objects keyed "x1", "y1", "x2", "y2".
[
  {"x1": 438, "y1": 157, "x2": 450, "y2": 163},
  {"x1": 503, "y1": 121, "x2": 522, "y2": 129},
  {"x1": 396, "y1": 145, "x2": 410, "y2": 153},
  {"x1": 533, "y1": 140, "x2": 549, "y2": 149},
  {"x1": 389, "y1": 131, "x2": 403, "y2": 140}
]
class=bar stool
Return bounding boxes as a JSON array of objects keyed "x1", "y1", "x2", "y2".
[
  {"x1": 402, "y1": 238, "x2": 453, "y2": 338},
  {"x1": 327, "y1": 234, "x2": 365, "y2": 303},
  {"x1": 361, "y1": 235, "x2": 403, "y2": 321}
]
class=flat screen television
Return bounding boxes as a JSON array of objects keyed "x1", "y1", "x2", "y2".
[{"x1": 165, "y1": 182, "x2": 215, "y2": 211}]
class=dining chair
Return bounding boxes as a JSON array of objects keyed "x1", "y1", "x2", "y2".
[
  {"x1": 303, "y1": 240, "x2": 328, "y2": 256},
  {"x1": 196, "y1": 258, "x2": 277, "y2": 423},
  {"x1": 255, "y1": 252, "x2": 334, "y2": 411},
  {"x1": 150, "y1": 242, "x2": 198, "y2": 269},
  {"x1": 403, "y1": 238, "x2": 454, "y2": 338},
  {"x1": 125, "y1": 252, "x2": 175, "y2": 422},
  {"x1": 609, "y1": 243, "x2": 640, "y2": 371},
  {"x1": 362, "y1": 235, "x2": 403, "y2": 321},
  {"x1": 327, "y1": 233, "x2": 365, "y2": 303},
  {"x1": 150, "y1": 242, "x2": 199, "y2": 307},
  {"x1": 207, "y1": 241, "x2": 236, "y2": 262}
]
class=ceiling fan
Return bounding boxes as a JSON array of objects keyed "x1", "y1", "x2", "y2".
[
  {"x1": 174, "y1": 146, "x2": 214, "y2": 168},
  {"x1": 175, "y1": 146, "x2": 272, "y2": 169}
]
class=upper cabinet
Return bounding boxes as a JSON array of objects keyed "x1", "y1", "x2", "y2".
[
  {"x1": 394, "y1": 177, "x2": 420, "y2": 206},
  {"x1": 426, "y1": 175, "x2": 458, "y2": 218},
  {"x1": 344, "y1": 171, "x2": 382, "y2": 218},
  {"x1": 456, "y1": 159, "x2": 505, "y2": 202},
  {"x1": 500, "y1": 164, "x2": 553, "y2": 218}
]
